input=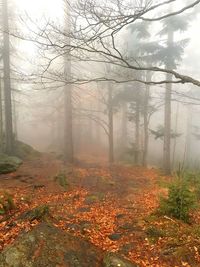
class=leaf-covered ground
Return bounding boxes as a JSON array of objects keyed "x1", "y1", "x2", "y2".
[{"x1": 1, "y1": 154, "x2": 200, "y2": 267}]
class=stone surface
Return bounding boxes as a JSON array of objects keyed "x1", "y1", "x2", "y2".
[
  {"x1": 0, "y1": 223, "x2": 102, "y2": 267},
  {"x1": 103, "y1": 253, "x2": 138, "y2": 267},
  {"x1": 0, "y1": 154, "x2": 22, "y2": 174},
  {"x1": 108, "y1": 233, "x2": 123, "y2": 241},
  {"x1": 0, "y1": 223, "x2": 137, "y2": 267}
]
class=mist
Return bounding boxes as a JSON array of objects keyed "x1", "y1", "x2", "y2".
[{"x1": 0, "y1": 0, "x2": 200, "y2": 266}]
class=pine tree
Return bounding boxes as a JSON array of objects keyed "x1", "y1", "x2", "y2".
[{"x1": 157, "y1": 14, "x2": 190, "y2": 174}]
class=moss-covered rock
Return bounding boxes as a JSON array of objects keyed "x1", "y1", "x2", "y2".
[
  {"x1": 14, "y1": 141, "x2": 40, "y2": 160},
  {"x1": 19, "y1": 205, "x2": 50, "y2": 222},
  {"x1": 0, "y1": 223, "x2": 101, "y2": 267},
  {"x1": 103, "y1": 253, "x2": 138, "y2": 267},
  {"x1": 0, "y1": 223, "x2": 137, "y2": 267},
  {"x1": 0, "y1": 154, "x2": 22, "y2": 174}
]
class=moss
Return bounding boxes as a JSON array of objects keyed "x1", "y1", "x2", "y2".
[
  {"x1": 103, "y1": 253, "x2": 137, "y2": 267},
  {"x1": 20, "y1": 205, "x2": 50, "y2": 222},
  {"x1": 144, "y1": 214, "x2": 159, "y2": 223},
  {"x1": 14, "y1": 141, "x2": 40, "y2": 160},
  {"x1": 145, "y1": 226, "x2": 165, "y2": 243},
  {"x1": 0, "y1": 192, "x2": 15, "y2": 214},
  {"x1": 0, "y1": 154, "x2": 22, "y2": 174},
  {"x1": 84, "y1": 193, "x2": 105, "y2": 205}
]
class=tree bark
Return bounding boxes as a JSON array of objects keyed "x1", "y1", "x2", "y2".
[
  {"x1": 108, "y1": 82, "x2": 114, "y2": 163},
  {"x1": 163, "y1": 76, "x2": 172, "y2": 174},
  {"x1": 163, "y1": 30, "x2": 173, "y2": 174},
  {"x1": 135, "y1": 88, "x2": 140, "y2": 165},
  {"x1": 63, "y1": 3, "x2": 74, "y2": 163},
  {"x1": 2, "y1": 0, "x2": 14, "y2": 155},
  {"x1": 143, "y1": 72, "x2": 151, "y2": 167},
  {"x1": 120, "y1": 101, "x2": 128, "y2": 152},
  {"x1": 64, "y1": 84, "x2": 74, "y2": 163},
  {"x1": 0, "y1": 77, "x2": 3, "y2": 152}
]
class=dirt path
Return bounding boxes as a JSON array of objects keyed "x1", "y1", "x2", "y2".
[{"x1": 0, "y1": 156, "x2": 199, "y2": 267}]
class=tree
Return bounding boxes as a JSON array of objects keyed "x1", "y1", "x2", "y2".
[
  {"x1": 63, "y1": 2, "x2": 74, "y2": 163},
  {"x1": 107, "y1": 80, "x2": 114, "y2": 163},
  {"x1": 2, "y1": 0, "x2": 14, "y2": 155},
  {"x1": 157, "y1": 13, "x2": 190, "y2": 173},
  {"x1": 10, "y1": 0, "x2": 200, "y2": 168},
  {"x1": 0, "y1": 76, "x2": 3, "y2": 151},
  {"x1": 13, "y1": 0, "x2": 200, "y2": 87}
]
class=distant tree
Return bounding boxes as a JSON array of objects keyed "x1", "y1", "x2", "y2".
[
  {"x1": 107, "y1": 80, "x2": 114, "y2": 163},
  {"x1": 150, "y1": 125, "x2": 182, "y2": 140},
  {"x1": 157, "y1": 13, "x2": 190, "y2": 174},
  {"x1": 2, "y1": 0, "x2": 14, "y2": 155},
  {"x1": 63, "y1": 2, "x2": 74, "y2": 163},
  {"x1": 116, "y1": 21, "x2": 162, "y2": 166},
  {"x1": 0, "y1": 76, "x2": 3, "y2": 151}
]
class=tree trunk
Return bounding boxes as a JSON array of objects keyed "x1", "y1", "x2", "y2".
[
  {"x1": 64, "y1": 84, "x2": 74, "y2": 163},
  {"x1": 63, "y1": 3, "x2": 74, "y2": 163},
  {"x1": 143, "y1": 72, "x2": 151, "y2": 167},
  {"x1": 120, "y1": 101, "x2": 127, "y2": 152},
  {"x1": 163, "y1": 77, "x2": 172, "y2": 174},
  {"x1": 108, "y1": 82, "x2": 114, "y2": 163},
  {"x1": 185, "y1": 105, "x2": 192, "y2": 168},
  {"x1": 163, "y1": 31, "x2": 173, "y2": 174},
  {"x1": 135, "y1": 88, "x2": 140, "y2": 165},
  {"x1": 0, "y1": 77, "x2": 3, "y2": 152},
  {"x1": 172, "y1": 102, "x2": 179, "y2": 169},
  {"x1": 2, "y1": 0, "x2": 14, "y2": 155}
]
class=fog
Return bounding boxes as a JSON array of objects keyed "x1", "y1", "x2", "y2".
[
  {"x1": 1, "y1": 0, "x2": 200, "y2": 172},
  {"x1": 2, "y1": 1, "x2": 200, "y2": 266}
]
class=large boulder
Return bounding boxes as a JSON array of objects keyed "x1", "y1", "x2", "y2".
[
  {"x1": 0, "y1": 223, "x2": 138, "y2": 267},
  {"x1": 14, "y1": 141, "x2": 40, "y2": 160},
  {"x1": 0, "y1": 154, "x2": 22, "y2": 174}
]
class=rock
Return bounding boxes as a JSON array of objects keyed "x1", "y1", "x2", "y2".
[
  {"x1": 120, "y1": 243, "x2": 135, "y2": 255},
  {"x1": 19, "y1": 205, "x2": 50, "y2": 222},
  {"x1": 0, "y1": 154, "x2": 22, "y2": 174},
  {"x1": 14, "y1": 140, "x2": 40, "y2": 160},
  {"x1": 33, "y1": 184, "x2": 45, "y2": 189},
  {"x1": 66, "y1": 223, "x2": 81, "y2": 232},
  {"x1": 108, "y1": 233, "x2": 122, "y2": 241},
  {"x1": 77, "y1": 207, "x2": 91, "y2": 213},
  {"x1": 0, "y1": 223, "x2": 102, "y2": 267},
  {"x1": 0, "y1": 223, "x2": 137, "y2": 267},
  {"x1": 103, "y1": 253, "x2": 138, "y2": 267},
  {"x1": 118, "y1": 223, "x2": 142, "y2": 232},
  {"x1": 116, "y1": 214, "x2": 126, "y2": 219}
]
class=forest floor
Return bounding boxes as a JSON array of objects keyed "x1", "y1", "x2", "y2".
[{"x1": 1, "y1": 154, "x2": 200, "y2": 267}]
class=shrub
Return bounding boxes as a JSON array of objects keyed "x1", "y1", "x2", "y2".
[
  {"x1": 54, "y1": 173, "x2": 69, "y2": 190},
  {"x1": 0, "y1": 192, "x2": 15, "y2": 215},
  {"x1": 146, "y1": 226, "x2": 165, "y2": 242},
  {"x1": 159, "y1": 181, "x2": 197, "y2": 222},
  {"x1": 0, "y1": 154, "x2": 22, "y2": 174}
]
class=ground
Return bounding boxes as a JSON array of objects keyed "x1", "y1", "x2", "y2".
[{"x1": 1, "y1": 154, "x2": 200, "y2": 267}]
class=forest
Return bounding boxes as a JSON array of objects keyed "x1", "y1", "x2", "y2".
[{"x1": 0, "y1": 0, "x2": 200, "y2": 266}]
